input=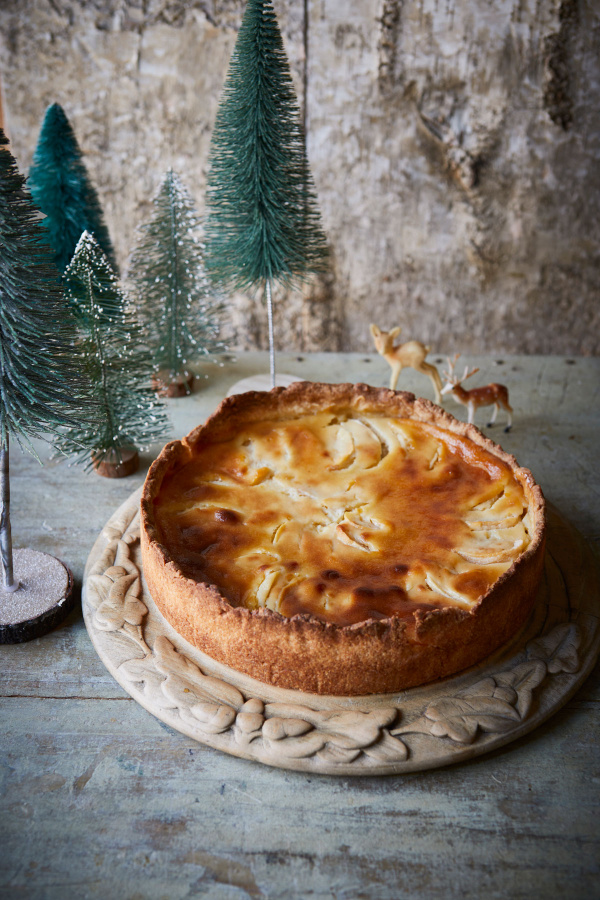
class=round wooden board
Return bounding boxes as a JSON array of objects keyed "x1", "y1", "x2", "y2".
[{"x1": 82, "y1": 488, "x2": 600, "y2": 776}]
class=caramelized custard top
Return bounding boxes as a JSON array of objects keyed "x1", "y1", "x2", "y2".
[{"x1": 153, "y1": 413, "x2": 531, "y2": 625}]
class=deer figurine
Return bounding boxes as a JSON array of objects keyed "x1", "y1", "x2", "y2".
[
  {"x1": 441, "y1": 356, "x2": 513, "y2": 431},
  {"x1": 370, "y1": 324, "x2": 443, "y2": 404}
]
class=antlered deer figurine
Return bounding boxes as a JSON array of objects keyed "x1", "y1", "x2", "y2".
[
  {"x1": 370, "y1": 324, "x2": 443, "y2": 404},
  {"x1": 441, "y1": 356, "x2": 513, "y2": 431}
]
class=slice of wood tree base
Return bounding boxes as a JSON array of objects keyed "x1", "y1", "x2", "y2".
[
  {"x1": 93, "y1": 448, "x2": 139, "y2": 478},
  {"x1": 0, "y1": 549, "x2": 75, "y2": 644},
  {"x1": 153, "y1": 371, "x2": 195, "y2": 398}
]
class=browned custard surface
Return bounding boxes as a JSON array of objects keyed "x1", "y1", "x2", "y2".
[{"x1": 153, "y1": 413, "x2": 531, "y2": 626}]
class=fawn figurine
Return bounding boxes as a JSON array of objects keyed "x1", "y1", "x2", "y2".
[
  {"x1": 370, "y1": 324, "x2": 443, "y2": 404},
  {"x1": 441, "y1": 356, "x2": 513, "y2": 431}
]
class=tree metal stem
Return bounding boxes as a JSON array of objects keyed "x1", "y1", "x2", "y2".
[
  {"x1": 0, "y1": 438, "x2": 17, "y2": 592},
  {"x1": 266, "y1": 278, "x2": 276, "y2": 389}
]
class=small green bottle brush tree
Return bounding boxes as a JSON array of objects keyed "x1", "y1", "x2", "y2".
[
  {"x1": 205, "y1": 0, "x2": 329, "y2": 387},
  {"x1": 56, "y1": 231, "x2": 170, "y2": 477},
  {"x1": 127, "y1": 169, "x2": 226, "y2": 396},
  {"x1": 0, "y1": 130, "x2": 100, "y2": 641},
  {"x1": 28, "y1": 103, "x2": 118, "y2": 274}
]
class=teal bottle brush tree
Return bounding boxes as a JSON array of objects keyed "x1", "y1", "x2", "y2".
[
  {"x1": 205, "y1": 0, "x2": 329, "y2": 388},
  {"x1": 28, "y1": 103, "x2": 118, "y2": 275},
  {"x1": 56, "y1": 231, "x2": 170, "y2": 477},
  {"x1": 127, "y1": 169, "x2": 226, "y2": 397},
  {"x1": 0, "y1": 131, "x2": 100, "y2": 642}
]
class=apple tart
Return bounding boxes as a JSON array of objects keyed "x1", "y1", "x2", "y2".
[{"x1": 140, "y1": 383, "x2": 545, "y2": 695}]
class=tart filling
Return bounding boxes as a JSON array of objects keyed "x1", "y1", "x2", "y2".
[
  {"x1": 141, "y1": 383, "x2": 545, "y2": 695},
  {"x1": 154, "y1": 413, "x2": 530, "y2": 626}
]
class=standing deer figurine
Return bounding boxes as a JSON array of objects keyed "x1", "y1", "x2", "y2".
[
  {"x1": 370, "y1": 324, "x2": 443, "y2": 404},
  {"x1": 441, "y1": 356, "x2": 513, "y2": 431}
]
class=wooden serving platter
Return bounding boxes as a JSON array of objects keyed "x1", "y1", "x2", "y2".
[{"x1": 82, "y1": 489, "x2": 600, "y2": 776}]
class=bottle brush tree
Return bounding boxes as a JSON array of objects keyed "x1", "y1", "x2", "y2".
[
  {"x1": 0, "y1": 130, "x2": 100, "y2": 637},
  {"x1": 28, "y1": 103, "x2": 118, "y2": 274},
  {"x1": 127, "y1": 169, "x2": 226, "y2": 396},
  {"x1": 205, "y1": 0, "x2": 329, "y2": 386},
  {"x1": 56, "y1": 231, "x2": 170, "y2": 475}
]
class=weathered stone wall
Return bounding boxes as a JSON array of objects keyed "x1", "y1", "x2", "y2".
[{"x1": 1, "y1": 0, "x2": 598, "y2": 355}]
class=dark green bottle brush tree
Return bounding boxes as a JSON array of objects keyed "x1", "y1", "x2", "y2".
[
  {"x1": 28, "y1": 103, "x2": 118, "y2": 274},
  {"x1": 56, "y1": 231, "x2": 170, "y2": 477},
  {"x1": 127, "y1": 169, "x2": 226, "y2": 397},
  {"x1": 0, "y1": 131, "x2": 100, "y2": 642},
  {"x1": 205, "y1": 0, "x2": 329, "y2": 387}
]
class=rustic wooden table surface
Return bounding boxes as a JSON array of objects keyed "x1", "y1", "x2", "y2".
[{"x1": 1, "y1": 352, "x2": 599, "y2": 900}]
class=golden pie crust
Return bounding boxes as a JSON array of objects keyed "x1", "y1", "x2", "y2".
[{"x1": 140, "y1": 382, "x2": 545, "y2": 695}]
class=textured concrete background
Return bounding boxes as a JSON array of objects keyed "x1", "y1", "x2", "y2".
[{"x1": 1, "y1": 0, "x2": 599, "y2": 356}]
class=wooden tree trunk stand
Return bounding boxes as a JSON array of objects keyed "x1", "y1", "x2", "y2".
[
  {"x1": 0, "y1": 548, "x2": 74, "y2": 643},
  {"x1": 93, "y1": 448, "x2": 139, "y2": 478},
  {"x1": 152, "y1": 371, "x2": 194, "y2": 398}
]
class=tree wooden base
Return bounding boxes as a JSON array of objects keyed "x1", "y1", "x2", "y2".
[
  {"x1": 93, "y1": 448, "x2": 139, "y2": 478},
  {"x1": 0, "y1": 549, "x2": 75, "y2": 644},
  {"x1": 152, "y1": 371, "x2": 194, "y2": 398}
]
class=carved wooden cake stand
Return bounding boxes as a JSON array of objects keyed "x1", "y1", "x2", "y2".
[{"x1": 82, "y1": 489, "x2": 600, "y2": 776}]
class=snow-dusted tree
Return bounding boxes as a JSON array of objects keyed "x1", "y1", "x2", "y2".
[
  {"x1": 56, "y1": 232, "x2": 169, "y2": 474},
  {"x1": 127, "y1": 169, "x2": 225, "y2": 395}
]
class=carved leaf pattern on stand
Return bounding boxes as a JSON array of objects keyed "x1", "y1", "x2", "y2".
[
  {"x1": 494, "y1": 661, "x2": 548, "y2": 720},
  {"x1": 154, "y1": 636, "x2": 243, "y2": 734},
  {"x1": 527, "y1": 623, "x2": 582, "y2": 674},
  {"x1": 88, "y1": 526, "x2": 148, "y2": 655},
  {"x1": 119, "y1": 653, "x2": 176, "y2": 711},
  {"x1": 256, "y1": 703, "x2": 406, "y2": 765},
  {"x1": 84, "y1": 502, "x2": 587, "y2": 770},
  {"x1": 394, "y1": 626, "x2": 580, "y2": 745}
]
